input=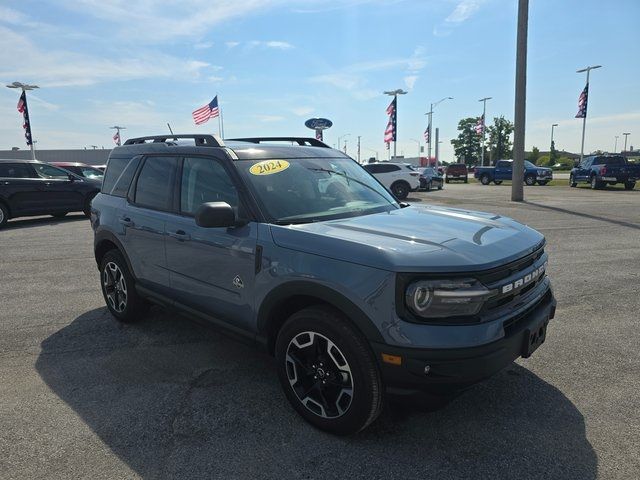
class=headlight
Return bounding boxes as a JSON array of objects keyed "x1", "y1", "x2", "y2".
[
  {"x1": 538, "y1": 169, "x2": 545, "y2": 175},
  {"x1": 405, "y1": 278, "x2": 493, "y2": 319}
]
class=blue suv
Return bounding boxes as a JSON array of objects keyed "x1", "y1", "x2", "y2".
[{"x1": 91, "y1": 134, "x2": 556, "y2": 435}]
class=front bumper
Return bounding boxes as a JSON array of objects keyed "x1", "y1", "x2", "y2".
[{"x1": 371, "y1": 288, "x2": 556, "y2": 396}]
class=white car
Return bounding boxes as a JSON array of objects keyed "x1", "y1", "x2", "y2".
[{"x1": 362, "y1": 162, "x2": 421, "y2": 199}]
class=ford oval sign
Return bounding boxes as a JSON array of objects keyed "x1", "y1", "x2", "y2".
[{"x1": 305, "y1": 118, "x2": 333, "y2": 130}]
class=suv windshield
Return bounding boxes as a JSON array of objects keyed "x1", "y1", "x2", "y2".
[{"x1": 238, "y1": 157, "x2": 399, "y2": 224}]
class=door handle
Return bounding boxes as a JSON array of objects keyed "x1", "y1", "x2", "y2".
[
  {"x1": 119, "y1": 217, "x2": 134, "y2": 227},
  {"x1": 168, "y1": 230, "x2": 191, "y2": 241}
]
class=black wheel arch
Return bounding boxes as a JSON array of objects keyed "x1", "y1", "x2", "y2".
[
  {"x1": 0, "y1": 197, "x2": 10, "y2": 218},
  {"x1": 257, "y1": 281, "x2": 385, "y2": 355},
  {"x1": 94, "y1": 230, "x2": 136, "y2": 279}
]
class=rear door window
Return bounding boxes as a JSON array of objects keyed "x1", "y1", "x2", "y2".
[
  {"x1": 134, "y1": 156, "x2": 178, "y2": 211},
  {"x1": 0, "y1": 163, "x2": 34, "y2": 178},
  {"x1": 32, "y1": 163, "x2": 70, "y2": 179}
]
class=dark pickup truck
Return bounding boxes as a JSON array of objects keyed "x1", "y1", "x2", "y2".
[
  {"x1": 475, "y1": 159, "x2": 553, "y2": 186},
  {"x1": 570, "y1": 155, "x2": 639, "y2": 190}
]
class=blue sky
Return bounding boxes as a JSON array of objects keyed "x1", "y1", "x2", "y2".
[{"x1": 1, "y1": 0, "x2": 639, "y2": 161}]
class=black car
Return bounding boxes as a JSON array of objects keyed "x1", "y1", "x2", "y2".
[
  {"x1": 416, "y1": 167, "x2": 444, "y2": 191},
  {"x1": 0, "y1": 159, "x2": 101, "y2": 228}
]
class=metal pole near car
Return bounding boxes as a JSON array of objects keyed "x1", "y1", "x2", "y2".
[
  {"x1": 623, "y1": 132, "x2": 630, "y2": 153},
  {"x1": 576, "y1": 65, "x2": 602, "y2": 163},
  {"x1": 511, "y1": 0, "x2": 528, "y2": 202},
  {"x1": 6, "y1": 81, "x2": 39, "y2": 160}
]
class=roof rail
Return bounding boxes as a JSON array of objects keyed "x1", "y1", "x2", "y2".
[
  {"x1": 123, "y1": 134, "x2": 224, "y2": 147},
  {"x1": 227, "y1": 137, "x2": 330, "y2": 148}
]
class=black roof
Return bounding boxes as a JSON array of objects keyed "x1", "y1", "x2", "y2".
[
  {"x1": 111, "y1": 135, "x2": 349, "y2": 161},
  {"x1": 0, "y1": 158, "x2": 40, "y2": 164}
]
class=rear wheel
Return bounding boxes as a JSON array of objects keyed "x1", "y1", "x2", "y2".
[
  {"x1": 569, "y1": 174, "x2": 577, "y2": 187},
  {"x1": 494, "y1": 180, "x2": 503, "y2": 185},
  {"x1": 590, "y1": 175, "x2": 602, "y2": 190},
  {"x1": 425, "y1": 180, "x2": 432, "y2": 191},
  {"x1": 391, "y1": 181, "x2": 410, "y2": 200},
  {"x1": 537, "y1": 181, "x2": 549, "y2": 186},
  {"x1": 480, "y1": 174, "x2": 490, "y2": 185},
  {"x1": 0, "y1": 202, "x2": 8, "y2": 229},
  {"x1": 445, "y1": 178, "x2": 450, "y2": 184},
  {"x1": 275, "y1": 306, "x2": 383, "y2": 435},
  {"x1": 464, "y1": 177, "x2": 468, "y2": 183},
  {"x1": 51, "y1": 212, "x2": 68, "y2": 218},
  {"x1": 100, "y1": 249, "x2": 149, "y2": 322},
  {"x1": 524, "y1": 174, "x2": 536, "y2": 186},
  {"x1": 625, "y1": 182, "x2": 636, "y2": 190}
]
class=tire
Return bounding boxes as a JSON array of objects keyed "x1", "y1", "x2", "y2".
[
  {"x1": 524, "y1": 175, "x2": 536, "y2": 186},
  {"x1": 83, "y1": 193, "x2": 97, "y2": 218},
  {"x1": 425, "y1": 180, "x2": 432, "y2": 192},
  {"x1": 275, "y1": 306, "x2": 383, "y2": 435},
  {"x1": 480, "y1": 174, "x2": 490, "y2": 185},
  {"x1": 391, "y1": 181, "x2": 410, "y2": 200},
  {"x1": 51, "y1": 212, "x2": 68, "y2": 218},
  {"x1": 537, "y1": 181, "x2": 549, "y2": 186},
  {"x1": 438, "y1": 184, "x2": 443, "y2": 190},
  {"x1": 590, "y1": 175, "x2": 601, "y2": 190},
  {"x1": 494, "y1": 180, "x2": 503, "y2": 185},
  {"x1": 0, "y1": 202, "x2": 8, "y2": 229},
  {"x1": 99, "y1": 249, "x2": 149, "y2": 323},
  {"x1": 624, "y1": 182, "x2": 636, "y2": 190},
  {"x1": 464, "y1": 177, "x2": 468, "y2": 183},
  {"x1": 569, "y1": 174, "x2": 577, "y2": 187},
  {"x1": 445, "y1": 178, "x2": 450, "y2": 184}
]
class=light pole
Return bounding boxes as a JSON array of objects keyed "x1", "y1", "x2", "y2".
[
  {"x1": 614, "y1": 135, "x2": 619, "y2": 153},
  {"x1": 383, "y1": 89, "x2": 408, "y2": 158},
  {"x1": 576, "y1": 64, "x2": 602, "y2": 163},
  {"x1": 410, "y1": 138, "x2": 421, "y2": 163},
  {"x1": 357, "y1": 135, "x2": 361, "y2": 163},
  {"x1": 623, "y1": 132, "x2": 631, "y2": 153},
  {"x1": 550, "y1": 123, "x2": 558, "y2": 162},
  {"x1": 337, "y1": 133, "x2": 350, "y2": 154},
  {"x1": 110, "y1": 126, "x2": 126, "y2": 146},
  {"x1": 424, "y1": 96, "x2": 453, "y2": 162},
  {"x1": 511, "y1": 0, "x2": 527, "y2": 202},
  {"x1": 478, "y1": 96, "x2": 492, "y2": 166},
  {"x1": 6, "y1": 81, "x2": 39, "y2": 160}
]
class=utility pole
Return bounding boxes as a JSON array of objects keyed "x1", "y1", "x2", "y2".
[
  {"x1": 478, "y1": 97, "x2": 492, "y2": 166},
  {"x1": 383, "y1": 89, "x2": 407, "y2": 158},
  {"x1": 343, "y1": 139, "x2": 348, "y2": 155},
  {"x1": 424, "y1": 96, "x2": 452, "y2": 162},
  {"x1": 110, "y1": 126, "x2": 126, "y2": 146},
  {"x1": 614, "y1": 136, "x2": 619, "y2": 153},
  {"x1": 511, "y1": 0, "x2": 528, "y2": 202},
  {"x1": 550, "y1": 123, "x2": 558, "y2": 162},
  {"x1": 576, "y1": 65, "x2": 602, "y2": 163},
  {"x1": 435, "y1": 128, "x2": 440, "y2": 169},
  {"x1": 623, "y1": 132, "x2": 631, "y2": 152},
  {"x1": 357, "y1": 135, "x2": 361, "y2": 163},
  {"x1": 6, "y1": 81, "x2": 39, "y2": 160}
]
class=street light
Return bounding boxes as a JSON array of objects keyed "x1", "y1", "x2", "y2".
[
  {"x1": 614, "y1": 135, "x2": 619, "y2": 153},
  {"x1": 424, "y1": 96, "x2": 453, "y2": 162},
  {"x1": 623, "y1": 132, "x2": 631, "y2": 153},
  {"x1": 110, "y1": 126, "x2": 126, "y2": 146},
  {"x1": 6, "y1": 82, "x2": 39, "y2": 160},
  {"x1": 550, "y1": 123, "x2": 558, "y2": 162},
  {"x1": 576, "y1": 65, "x2": 602, "y2": 163},
  {"x1": 337, "y1": 133, "x2": 350, "y2": 154},
  {"x1": 383, "y1": 89, "x2": 408, "y2": 158},
  {"x1": 478, "y1": 97, "x2": 492, "y2": 166}
]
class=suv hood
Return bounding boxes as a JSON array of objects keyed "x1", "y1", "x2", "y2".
[{"x1": 269, "y1": 205, "x2": 544, "y2": 272}]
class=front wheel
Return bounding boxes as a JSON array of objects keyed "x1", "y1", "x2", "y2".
[
  {"x1": 537, "y1": 181, "x2": 549, "y2": 186},
  {"x1": 275, "y1": 306, "x2": 383, "y2": 435},
  {"x1": 590, "y1": 176, "x2": 602, "y2": 190},
  {"x1": 0, "y1": 202, "x2": 8, "y2": 229},
  {"x1": 570, "y1": 174, "x2": 577, "y2": 187},
  {"x1": 480, "y1": 174, "x2": 490, "y2": 185},
  {"x1": 391, "y1": 181, "x2": 409, "y2": 200},
  {"x1": 524, "y1": 175, "x2": 536, "y2": 186},
  {"x1": 625, "y1": 182, "x2": 636, "y2": 190}
]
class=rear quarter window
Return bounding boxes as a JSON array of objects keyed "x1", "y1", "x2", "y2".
[{"x1": 103, "y1": 156, "x2": 140, "y2": 197}]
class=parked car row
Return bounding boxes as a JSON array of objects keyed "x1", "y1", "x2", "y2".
[{"x1": 0, "y1": 159, "x2": 102, "y2": 229}]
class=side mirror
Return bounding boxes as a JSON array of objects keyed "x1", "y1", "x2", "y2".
[{"x1": 195, "y1": 202, "x2": 235, "y2": 228}]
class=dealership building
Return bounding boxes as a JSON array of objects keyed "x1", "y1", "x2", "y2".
[{"x1": 0, "y1": 149, "x2": 111, "y2": 166}]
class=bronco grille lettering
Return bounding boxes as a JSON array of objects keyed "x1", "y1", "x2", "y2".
[{"x1": 501, "y1": 262, "x2": 547, "y2": 294}]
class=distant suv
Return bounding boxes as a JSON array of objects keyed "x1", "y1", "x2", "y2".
[
  {"x1": 50, "y1": 162, "x2": 104, "y2": 181},
  {"x1": 445, "y1": 163, "x2": 468, "y2": 183},
  {"x1": 91, "y1": 134, "x2": 556, "y2": 435},
  {"x1": 362, "y1": 162, "x2": 420, "y2": 199},
  {"x1": 0, "y1": 159, "x2": 101, "y2": 228}
]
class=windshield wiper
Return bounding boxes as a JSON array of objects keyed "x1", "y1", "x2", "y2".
[{"x1": 306, "y1": 167, "x2": 398, "y2": 207}]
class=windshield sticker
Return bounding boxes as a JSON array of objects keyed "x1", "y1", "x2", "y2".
[{"x1": 249, "y1": 160, "x2": 290, "y2": 176}]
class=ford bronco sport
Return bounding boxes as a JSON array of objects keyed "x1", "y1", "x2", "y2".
[{"x1": 91, "y1": 134, "x2": 556, "y2": 435}]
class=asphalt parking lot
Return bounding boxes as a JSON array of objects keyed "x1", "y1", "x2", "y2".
[{"x1": 1, "y1": 183, "x2": 638, "y2": 480}]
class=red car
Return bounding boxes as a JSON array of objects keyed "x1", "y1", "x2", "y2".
[
  {"x1": 445, "y1": 163, "x2": 468, "y2": 183},
  {"x1": 49, "y1": 162, "x2": 104, "y2": 180}
]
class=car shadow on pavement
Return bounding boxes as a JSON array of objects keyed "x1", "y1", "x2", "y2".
[
  {"x1": 523, "y1": 201, "x2": 640, "y2": 231},
  {"x1": 4, "y1": 214, "x2": 87, "y2": 230},
  {"x1": 37, "y1": 307, "x2": 597, "y2": 480}
]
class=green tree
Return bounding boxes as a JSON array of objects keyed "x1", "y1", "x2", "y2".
[
  {"x1": 451, "y1": 117, "x2": 481, "y2": 165},
  {"x1": 528, "y1": 146, "x2": 540, "y2": 164},
  {"x1": 487, "y1": 116, "x2": 514, "y2": 162}
]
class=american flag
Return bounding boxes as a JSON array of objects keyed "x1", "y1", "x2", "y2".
[
  {"x1": 423, "y1": 124, "x2": 430, "y2": 143},
  {"x1": 384, "y1": 97, "x2": 396, "y2": 144},
  {"x1": 16, "y1": 91, "x2": 33, "y2": 146},
  {"x1": 575, "y1": 83, "x2": 588, "y2": 119},
  {"x1": 474, "y1": 114, "x2": 485, "y2": 135},
  {"x1": 192, "y1": 96, "x2": 220, "y2": 125},
  {"x1": 113, "y1": 131, "x2": 121, "y2": 145}
]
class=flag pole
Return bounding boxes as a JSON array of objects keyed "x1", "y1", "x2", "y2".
[{"x1": 576, "y1": 65, "x2": 601, "y2": 163}]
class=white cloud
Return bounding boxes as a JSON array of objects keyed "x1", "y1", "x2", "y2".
[
  {"x1": 208, "y1": 76, "x2": 224, "y2": 83},
  {"x1": 264, "y1": 40, "x2": 294, "y2": 50},
  {"x1": 225, "y1": 41, "x2": 240, "y2": 49},
  {"x1": 404, "y1": 75, "x2": 418, "y2": 90},
  {"x1": 194, "y1": 41, "x2": 214, "y2": 49},
  {"x1": 290, "y1": 106, "x2": 314, "y2": 116},
  {"x1": 445, "y1": 0, "x2": 483, "y2": 24},
  {"x1": 254, "y1": 114, "x2": 285, "y2": 122},
  {"x1": 0, "y1": 26, "x2": 211, "y2": 87}
]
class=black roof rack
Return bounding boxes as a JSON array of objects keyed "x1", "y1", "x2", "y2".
[
  {"x1": 123, "y1": 134, "x2": 224, "y2": 147},
  {"x1": 227, "y1": 137, "x2": 330, "y2": 148}
]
